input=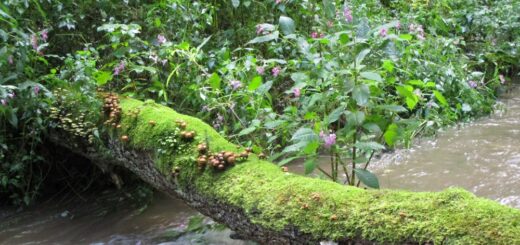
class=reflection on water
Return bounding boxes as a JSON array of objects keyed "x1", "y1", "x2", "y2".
[
  {"x1": 0, "y1": 191, "x2": 252, "y2": 245},
  {"x1": 370, "y1": 86, "x2": 520, "y2": 208}
]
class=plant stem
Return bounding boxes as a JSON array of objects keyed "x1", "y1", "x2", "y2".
[
  {"x1": 317, "y1": 166, "x2": 333, "y2": 180},
  {"x1": 351, "y1": 129, "x2": 357, "y2": 186}
]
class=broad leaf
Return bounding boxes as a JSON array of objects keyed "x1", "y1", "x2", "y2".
[
  {"x1": 354, "y1": 169, "x2": 380, "y2": 189},
  {"x1": 291, "y1": 127, "x2": 318, "y2": 142},
  {"x1": 352, "y1": 84, "x2": 370, "y2": 106},
  {"x1": 279, "y1": 16, "x2": 295, "y2": 35},
  {"x1": 378, "y1": 105, "x2": 407, "y2": 113},
  {"x1": 360, "y1": 72, "x2": 382, "y2": 82},
  {"x1": 238, "y1": 126, "x2": 256, "y2": 136},
  {"x1": 384, "y1": 123, "x2": 398, "y2": 146},
  {"x1": 208, "y1": 73, "x2": 221, "y2": 90}
]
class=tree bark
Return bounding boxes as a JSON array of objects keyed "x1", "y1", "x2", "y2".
[{"x1": 48, "y1": 96, "x2": 520, "y2": 245}]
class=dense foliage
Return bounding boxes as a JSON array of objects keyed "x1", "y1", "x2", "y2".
[{"x1": 1, "y1": 0, "x2": 518, "y2": 205}]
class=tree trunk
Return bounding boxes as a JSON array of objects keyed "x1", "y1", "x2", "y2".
[{"x1": 49, "y1": 96, "x2": 520, "y2": 245}]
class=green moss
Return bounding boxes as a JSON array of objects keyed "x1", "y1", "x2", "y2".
[{"x1": 117, "y1": 97, "x2": 520, "y2": 244}]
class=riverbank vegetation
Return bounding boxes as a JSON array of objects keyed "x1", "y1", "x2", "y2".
[{"x1": 1, "y1": 0, "x2": 518, "y2": 207}]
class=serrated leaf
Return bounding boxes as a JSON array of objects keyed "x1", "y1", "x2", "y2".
[
  {"x1": 279, "y1": 16, "x2": 296, "y2": 35},
  {"x1": 354, "y1": 169, "x2": 380, "y2": 189}
]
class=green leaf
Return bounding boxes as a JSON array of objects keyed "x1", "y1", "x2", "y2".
[
  {"x1": 347, "y1": 111, "x2": 365, "y2": 126},
  {"x1": 382, "y1": 60, "x2": 394, "y2": 72},
  {"x1": 304, "y1": 159, "x2": 317, "y2": 175},
  {"x1": 360, "y1": 72, "x2": 382, "y2": 82},
  {"x1": 384, "y1": 123, "x2": 398, "y2": 146},
  {"x1": 339, "y1": 33, "x2": 350, "y2": 44},
  {"x1": 327, "y1": 107, "x2": 345, "y2": 123},
  {"x1": 378, "y1": 105, "x2": 407, "y2": 113},
  {"x1": 231, "y1": 0, "x2": 240, "y2": 8},
  {"x1": 264, "y1": 120, "x2": 285, "y2": 129},
  {"x1": 322, "y1": 0, "x2": 335, "y2": 19},
  {"x1": 352, "y1": 84, "x2": 370, "y2": 106},
  {"x1": 396, "y1": 85, "x2": 418, "y2": 110},
  {"x1": 238, "y1": 126, "x2": 256, "y2": 136},
  {"x1": 433, "y1": 90, "x2": 448, "y2": 107},
  {"x1": 93, "y1": 71, "x2": 112, "y2": 86},
  {"x1": 356, "y1": 49, "x2": 371, "y2": 65},
  {"x1": 303, "y1": 141, "x2": 320, "y2": 154},
  {"x1": 279, "y1": 16, "x2": 296, "y2": 35},
  {"x1": 247, "y1": 31, "x2": 279, "y2": 44},
  {"x1": 399, "y1": 34, "x2": 413, "y2": 41},
  {"x1": 277, "y1": 156, "x2": 299, "y2": 166},
  {"x1": 208, "y1": 73, "x2": 221, "y2": 90},
  {"x1": 248, "y1": 76, "x2": 263, "y2": 91},
  {"x1": 291, "y1": 127, "x2": 318, "y2": 142},
  {"x1": 283, "y1": 141, "x2": 308, "y2": 153},
  {"x1": 354, "y1": 169, "x2": 380, "y2": 189},
  {"x1": 290, "y1": 72, "x2": 308, "y2": 83}
]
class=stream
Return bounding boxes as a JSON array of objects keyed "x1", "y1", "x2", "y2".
[{"x1": 1, "y1": 86, "x2": 519, "y2": 244}]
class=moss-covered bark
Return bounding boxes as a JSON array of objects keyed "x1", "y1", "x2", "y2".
[{"x1": 52, "y1": 96, "x2": 520, "y2": 244}]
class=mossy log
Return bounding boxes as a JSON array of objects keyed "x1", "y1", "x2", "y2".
[{"x1": 50, "y1": 97, "x2": 520, "y2": 245}]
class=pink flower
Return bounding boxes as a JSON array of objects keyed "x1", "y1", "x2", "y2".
[
  {"x1": 272, "y1": 66, "x2": 281, "y2": 77},
  {"x1": 409, "y1": 24, "x2": 416, "y2": 32},
  {"x1": 229, "y1": 80, "x2": 242, "y2": 90},
  {"x1": 396, "y1": 21, "x2": 401, "y2": 29},
  {"x1": 7, "y1": 55, "x2": 13, "y2": 65},
  {"x1": 320, "y1": 33, "x2": 325, "y2": 38},
  {"x1": 161, "y1": 59, "x2": 168, "y2": 66},
  {"x1": 34, "y1": 85, "x2": 40, "y2": 95},
  {"x1": 275, "y1": 0, "x2": 282, "y2": 4},
  {"x1": 157, "y1": 34, "x2": 167, "y2": 45},
  {"x1": 31, "y1": 34, "x2": 38, "y2": 50},
  {"x1": 256, "y1": 66, "x2": 265, "y2": 75},
  {"x1": 379, "y1": 28, "x2": 388, "y2": 37},
  {"x1": 293, "y1": 88, "x2": 301, "y2": 97},
  {"x1": 113, "y1": 61, "x2": 125, "y2": 75},
  {"x1": 468, "y1": 80, "x2": 478, "y2": 88},
  {"x1": 311, "y1": 32, "x2": 318, "y2": 38},
  {"x1": 499, "y1": 74, "x2": 506, "y2": 84},
  {"x1": 41, "y1": 30, "x2": 48, "y2": 42},
  {"x1": 343, "y1": 6, "x2": 353, "y2": 22},
  {"x1": 7, "y1": 93, "x2": 14, "y2": 99},
  {"x1": 1, "y1": 99, "x2": 6, "y2": 106},
  {"x1": 320, "y1": 131, "x2": 336, "y2": 148}
]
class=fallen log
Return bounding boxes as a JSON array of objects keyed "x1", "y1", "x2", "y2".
[{"x1": 49, "y1": 96, "x2": 520, "y2": 244}]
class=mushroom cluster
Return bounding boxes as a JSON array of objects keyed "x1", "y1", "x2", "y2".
[
  {"x1": 103, "y1": 93, "x2": 121, "y2": 129},
  {"x1": 196, "y1": 144, "x2": 251, "y2": 171},
  {"x1": 49, "y1": 88, "x2": 98, "y2": 144}
]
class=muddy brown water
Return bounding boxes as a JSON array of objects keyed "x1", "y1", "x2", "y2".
[{"x1": 1, "y1": 87, "x2": 519, "y2": 244}]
